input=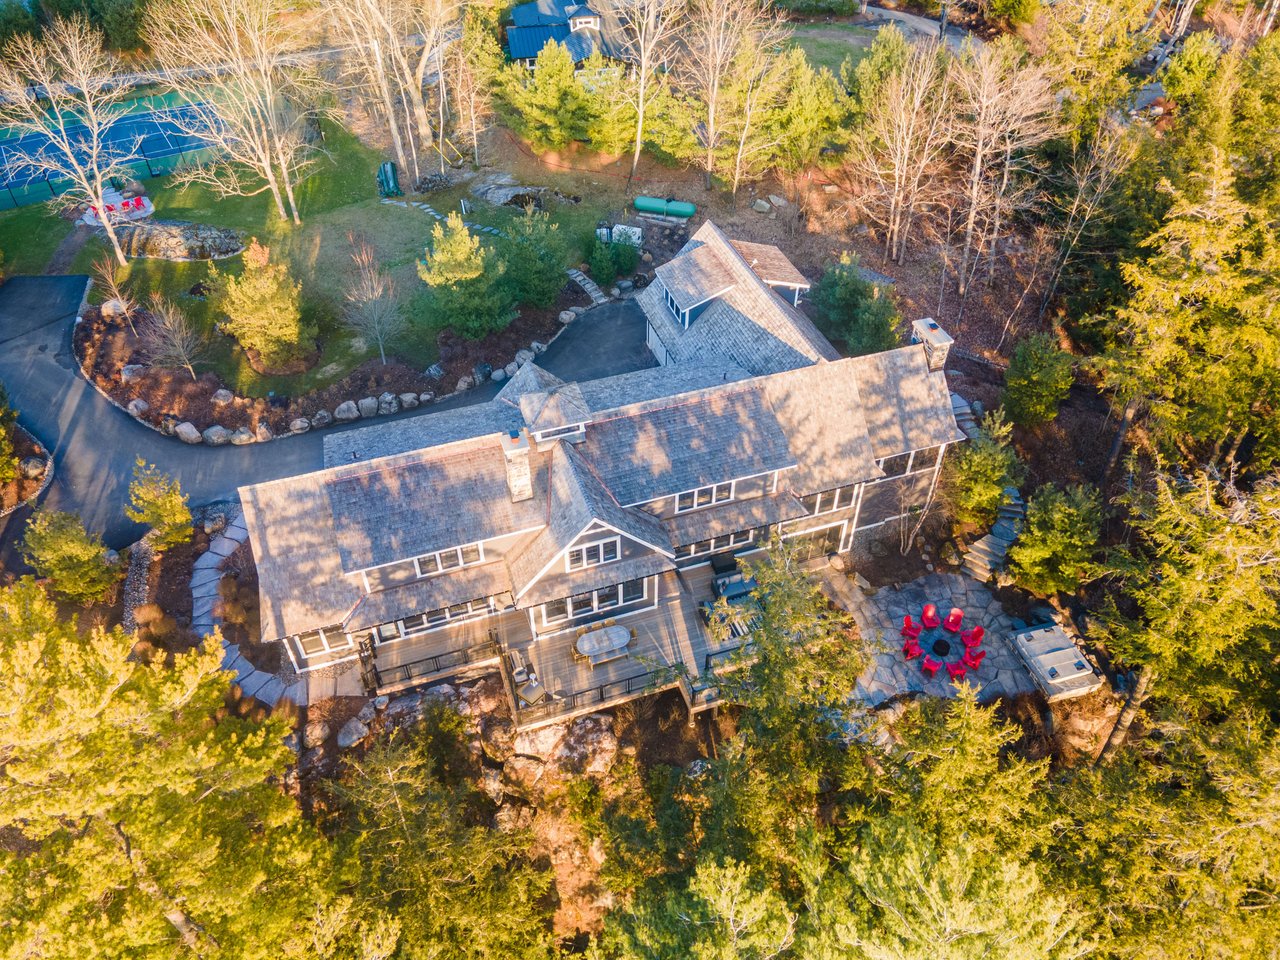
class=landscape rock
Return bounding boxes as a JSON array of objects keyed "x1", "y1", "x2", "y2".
[
  {"x1": 356, "y1": 701, "x2": 377, "y2": 724},
  {"x1": 333, "y1": 400, "x2": 360, "y2": 421},
  {"x1": 254, "y1": 422, "x2": 273, "y2": 443},
  {"x1": 203, "y1": 512, "x2": 226, "y2": 535},
  {"x1": 752, "y1": 198, "x2": 772, "y2": 213},
  {"x1": 558, "y1": 310, "x2": 576, "y2": 324},
  {"x1": 641, "y1": 251, "x2": 653, "y2": 263},
  {"x1": 385, "y1": 692, "x2": 423, "y2": 723},
  {"x1": 501, "y1": 755, "x2": 546, "y2": 799},
  {"x1": 159, "y1": 415, "x2": 179, "y2": 436},
  {"x1": 570, "y1": 305, "x2": 588, "y2": 316},
  {"x1": 398, "y1": 392, "x2": 419, "y2": 410},
  {"x1": 491, "y1": 367, "x2": 507, "y2": 382},
  {"x1": 101, "y1": 298, "x2": 128, "y2": 319},
  {"x1": 494, "y1": 803, "x2": 535, "y2": 833},
  {"x1": 617, "y1": 279, "x2": 633, "y2": 292},
  {"x1": 609, "y1": 286, "x2": 620, "y2": 298},
  {"x1": 337, "y1": 717, "x2": 370, "y2": 749},
  {"x1": 530, "y1": 341, "x2": 547, "y2": 355},
  {"x1": 473, "y1": 362, "x2": 492, "y2": 383},
  {"x1": 311, "y1": 409, "x2": 333, "y2": 428},
  {"x1": 115, "y1": 219, "x2": 243, "y2": 261},
  {"x1": 470, "y1": 172, "x2": 547, "y2": 208},
  {"x1": 480, "y1": 766, "x2": 505, "y2": 804},
  {"x1": 768, "y1": 194, "x2": 787, "y2": 207},
  {"x1": 418, "y1": 391, "x2": 435, "y2": 404},
  {"x1": 121, "y1": 364, "x2": 145, "y2": 383},
  {"x1": 504, "y1": 362, "x2": 519, "y2": 378},
  {"x1": 18, "y1": 456, "x2": 46, "y2": 480},
  {"x1": 175, "y1": 421, "x2": 202, "y2": 444},
  {"x1": 229, "y1": 426, "x2": 256, "y2": 445},
  {"x1": 126, "y1": 398, "x2": 149, "y2": 417},
  {"x1": 289, "y1": 417, "x2": 311, "y2": 434},
  {"x1": 551, "y1": 714, "x2": 618, "y2": 777},
  {"x1": 377, "y1": 392, "x2": 399, "y2": 415},
  {"x1": 455, "y1": 375, "x2": 474, "y2": 392},
  {"x1": 202, "y1": 425, "x2": 232, "y2": 446},
  {"x1": 357, "y1": 396, "x2": 379, "y2": 418},
  {"x1": 512, "y1": 723, "x2": 568, "y2": 761},
  {"x1": 212, "y1": 388, "x2": 234, "y2": 406},
  {"x1": 514, "y1": 348, "x2": 534, "y2": 366},
  {"x1": 373, "y1": 694, "x2": 390, "y2": 710},
  {"x1": 303, "y1": 720, "x2": 330, "y2": 749},
  {"x1": 283, "y1": 732, "x2": 300, "y2": 755},
  {"x1": 480, "y1": 716, "x2": 517, "y2": 763}
]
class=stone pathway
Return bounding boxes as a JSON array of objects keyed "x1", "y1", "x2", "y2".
[
  {"x1": 382, "y1": 197, "x2": 611, "y2": 305},
  {"x1": 823, "y1": 569, "x2": 1037, "y2": 707},
  {"x1": 190, "y1": 507, "x2": 306, "y2": 708},
  {"x1": 961, "y1": 486, "x2": 1026, "y2": 582}
]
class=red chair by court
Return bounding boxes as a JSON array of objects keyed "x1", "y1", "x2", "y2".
[
  {"x1": 961, "y1": 626, "x2": 985, "y2": 648},
  {"x1": 942, "y1": 607, "x2": 964, "y2": 632},
  {"x1": 921, "y1": 603, "x2": 941, "y2": 629},
  {"x1": 946, "y1": 661, "x2": 967, "y2": 682},
  {"x1": 962, "y1": 648, "x2": 986, "y2": 671}
]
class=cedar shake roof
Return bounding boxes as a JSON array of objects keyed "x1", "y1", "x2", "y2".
[
  {"x1": 639, "y1": 221, "x2": 839, "y2": 375},
  {"x1": 519, "y1": 383, "x2": 591, "y2": 432},
  {"x1": 729, "y1": 239, "x2": 810, "y2": 288},
  {"x1": 324, "y1": 400, "x2": 522, "y2": 469},
  {"x1": 654, "y1": 243, "x2": 736, "y2": 309},
  {"x1": 344, "y1": 562, "x2": 514, "y2": 632},
  {"x1": 846, "y1": 348, "x2": 966, "y2": 457},
  {"x1": 662, "y1": 492, "x2": 810, "y2": 545},
  {"x1": 579, "y1": 387, "x2": 797, "y2": 506}
]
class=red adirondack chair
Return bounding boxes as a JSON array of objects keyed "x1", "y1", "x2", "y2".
[
  {"x1": 946, "y1": 661, "x2": 967, "y2": 682},
  {"x1": 902, "y1": 638, "x2": 923, "y2": 660},
  {"x1": 962, "y1": 648, "x2": 986, "y2": 671},
  {"x1": 942, "y1": 607, "x2": 964, "y2": 632},
  {"x1": 921, "y1": 603, "x2": 941, "y2": 629},
  {"x1": 961, "y1": 625, "x2": 985, "y2": 648},
  {"x1": 901, "y1": 615, "x2": 923, "y2": 640},
  {"x1": 921, "y1": 656, "x2": 941, "y2": 678}
]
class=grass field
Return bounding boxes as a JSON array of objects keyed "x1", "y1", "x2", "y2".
[
  {"x1": 0, "y1": 204, "x2": 74, "y2": 276},
  {"x1": 788, "y1": 22, "x2": 877, "y2": 73}
]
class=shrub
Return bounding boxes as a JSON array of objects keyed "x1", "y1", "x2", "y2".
[
  {"x1": 987, "y1": 0, "x2": 1041, "y2": 25},
  {"x1": 0, "y1": 383, "x2": 16, "y2": 487},
  {"x1": 125, "y1": 458, "x2": 192, "y2": 553},
  {"x1": 611, "y1": 240, "x2": 639, "y2": 277},
  {"x1": 809, "y1": 252, "x2": 900, "y2": 357},
  {"x1": 1008, "y1": 484, "x2": 1103, "y2": 596},
  {"x1": 589, "y1": 240, "x2": 617, "y2": 285},
  {"x1": 946, "y1": 410, "x2": 1024, "y2": 526},
  {"x1": 22, "y1": 510, "x2": 120, "y2": 605},
  {"x1": 418, "y1": 212, "x2": 517, "y2": 340},
  {"x1": 1003, "y1": 333, "x2": 1074, "y2": 427},
  {"x1": 502, "y1": 206, "x2": 569, "y2": 308},
  {"x1": 211, "y1": 240, "x2": 314, "y2": 371}
]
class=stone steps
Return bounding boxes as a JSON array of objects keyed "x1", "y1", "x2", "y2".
[
  {"x1": 950, "y1": 392, "x2": 982, "y2": 440},
  {"x1": 566, "y1": 267, "x2": 611, "y2": 305}
]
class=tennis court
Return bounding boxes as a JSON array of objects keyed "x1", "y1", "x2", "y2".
[{"x1": 0, "y1": 93, "x2": 217, "y2": 210}]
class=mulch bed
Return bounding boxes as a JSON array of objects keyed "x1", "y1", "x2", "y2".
[
  {"x1": 0, "y1": 426, "x2": 46, "y2": 513},
  {"x1": 73, "y1": 283, "x2": 592, "y2": 436}
]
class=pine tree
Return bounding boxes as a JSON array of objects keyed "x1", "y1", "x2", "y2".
[
  {"x1": 809, "y1": 252, "x2": 901, "y2": 357},
  {"x1": 502, "y1": 206, "x2": 569, "y2": 308},
  {"x1": 841, "y1": 22, "x2": 908, "y2": 134},
  {"x1": 501, "y1": 42, "x2": 591, "y2": 148},
  {"x1": 22, "y1": 510, "x2": 120, "y2": 605},
  {"x1": 125, "y1": 457, "x2": 192, "y2": 553},
  {"x1": 580, "y1": 53, "x2": 637, "y2": 155},
  {"x1": 212, "y1": 239, "x2": 314, "y2": 371},
  {"x1": 418, "y1": 212, "x2": 516, "y2": 340},
  {"x1": 1002, "y1": 333, "x2": 1074, "y2": 427},
  {"x1": 945, "y1": 410, "x2": 1024, "y2": 526},
  {"x1": 1007, "y1": 484, "x2": 1102, "y2": 597},
  {"x1": 0, "y1": 579, "x2": 334, "y2": 958}
]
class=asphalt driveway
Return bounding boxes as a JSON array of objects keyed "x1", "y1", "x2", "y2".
[{"x1": 0, "y1": 281, "x2": 653, "y2": 555}]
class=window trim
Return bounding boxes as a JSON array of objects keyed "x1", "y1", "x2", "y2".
[
  {"x1": 372, "y1": 597, "x2": 496, "y2": 644},
  {"x1": 674, "y1": 528, "x2": 754, "y2": 560},
  {"x1": 533, "y1": 424, "x2": 586, "y2": 443},
  {"x1": 541, "y1": 577, "x2": 651, "y2": 626},
  {"x1": 803, "y1": 484, "x2": 858, "y2": 517},
  {"x1": 413, "y1": 541, "x2": 486, "y2": 579},
  {"x1": 674, "y1": 481, "x2": 735, "y2": 514},
  {"x1": 295, "y1": 627, "x2": 353, "y2": 659},
  {"x1": 566, "y1": 536, "x2": 621, "y2": 572}
]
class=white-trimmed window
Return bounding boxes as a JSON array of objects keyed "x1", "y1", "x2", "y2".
[
  {"x1": 295, "y1": 628, "x2": 353, "y2": 658},
  {"x1": 567, "y1": 536, "x2": 620, "y2": 571},
  {"x1": 534, "y1": 424, "x2": 585, "y2": 443},
  {"x1": 542, "y1": 577, "x2": 649, "y2": 625},
  {"x1": 373, "y1": 598, "x2": 495, "y2": 643},
  {"x1": 414, "y1": 542, "x2": 484, "y2": 578},
  {"x1": 870, "y1": 446, "x2": 944, "y2": 483},
  {"x1": 675, "y1": 482, "x2": 734, "y2": 513},
  {"x1": 674, "y1": 528, "x2": 754, "y2": 559},
  {"x1": 801, "y1": 485, "x2": 857, "y2": 516}
]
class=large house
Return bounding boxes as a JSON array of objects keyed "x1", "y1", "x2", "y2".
[
  {"x1": 239, "y1": 222, "x2": 962, "y2": 730},
  {"x1": 505, "y1": 0, "x2": 628, "y2": 68}
]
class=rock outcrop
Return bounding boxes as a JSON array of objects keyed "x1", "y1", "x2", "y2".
[{"x1": 115, "y1": 219, "x2": 243, "y2": 261}]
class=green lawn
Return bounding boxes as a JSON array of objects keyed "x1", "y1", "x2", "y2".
[
  {"x1": 0, "y1": 204, "x2": 75, "y2": 276},
  {"x1": 788, "y1": 23, "x2": 876, "y2": 74}
]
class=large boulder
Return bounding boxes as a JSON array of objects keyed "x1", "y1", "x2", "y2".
[
  {"x1": 418, "y1": 391, "x2": 435, "y2": 404},
  {"x1": 19, "y1": 456, "x2": 46, "y2": 480},
  {"x1": 455, "y1": 375, "x2": 473, "y2": 393},
  {"x1": 398, "y1": 392, "x2": 419, "y2": 410},
  {"x1": 229, "y1": 426, "x2": 255, "y2": 445},
  {"x1": 311, "y1": 409, "x2": 333, "y2": 428},
  {"x1": 333, "y1": 400, "x2": 360, "y2": 422},
  {"x1": 302, "y1": 720, "x2": 330, "y2": 749},
  {"x1": 126, "y1": 398, "x2": 149, "y2": 417},
  {"x1": 491, "y1": 367, "x2": 507, "y2": 382},
  {"x1": 336, "y1": 717, "x2": 369, "y2": 749},
  {"x1": 552, "y1": 714, "x2": 618, "y2": 777},
  {"x1": 120, "y1": 364, "x2": 145, "y2": 383},
  {"x1": 115, "y1": 219, "x2": 243, "y2": 261},
  {"x1": 254, "y1": 422, "x2": 273, "y2": 443},
  {"x1": 480, "y1": 716, "x2": 517, "y2": 763},
  {"x1": 455, "y1": 677, "x2": 506, "y2": 719},
  {"x1": 289, "y1": 417, "x2": 311, "y2": 434},
  {"x1": 175, "y1": 421, "x2": 202, "y2": 444},
  {"x1": 377, "y1": 392, "x2": 399, "y2": 415},
  {"x1": 514, "y1": 349, "x2": 534, "y2": 367},
  {"x1": 211, "y1": 388, "x2": 234, "y2": 406},
  {"x1": 357, "y1": 396, "x2": 379, "y2": 418},
  {"x1": 504, "y1": 362, "x2": 519, "y2": 378},
  {"x1": 530, "y1": 341, "x2": 547, "y2": 355},
  {"x1": 512, "y1": 723, "x2": 568, "y2": 762},
  {"x1": 558, "y1": 310, "x2": 576, "y2": 324},
  {"x1": 202, "y1": 425, "x2": 232, "y2": 446},
  {"x1": 501, "y1": 755, "x2": 546, "y2": 799}
]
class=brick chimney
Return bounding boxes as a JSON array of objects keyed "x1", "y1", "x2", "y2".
[
  {"x1": 911, "y1": 318, "x2": 954, "y2": 372},
  {"x1": 502, "y1": 430, "x2": 533, "y2": 502}
]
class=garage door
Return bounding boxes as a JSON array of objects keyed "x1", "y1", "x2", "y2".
[{"x1": 646, "y1": 322, "x2": 667, "y2": 365}]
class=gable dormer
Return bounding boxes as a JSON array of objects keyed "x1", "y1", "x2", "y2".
[
  {"x1": 654, "y1": 244, "x2": 736, "y2": 331},
  {"x1": 568, "y1": 4, "x2": 600, "y2": 30}
]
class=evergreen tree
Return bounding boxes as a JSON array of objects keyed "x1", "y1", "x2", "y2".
[
  {"x1": 211, "y1": 239, "x2": 314, "y2": 371},
  {"x1": 418, "y1": 212, "x2": 516, "y2": 340},
  {"x1": 580, "y1": 54, "x2": 637, "y2": 155},
  {"x1": 810, "y1": 252, "x2": 900, "y2": 357},
  {"x1": 945, "y1": 410, "x2": 1024, "y2": 526},
  {"x1": 501, "y1": 42, "x2": 591, "y2": 149},
  {"x1": 0, "y1": 382, "x2": 17, "y2": 487},
  {"x1": 0, "y1": 579, "x2": 334, "y2": 958},
  {"x1": 1007, "y1": 483, "x2": 1102, "y2": 597},
  {"x1": 125, "y1": 457, "x2": 192, "y2": 553},
  {"x1": 1003, "y1": 333, "x2": 1074, "y2": 427},
  {"x1": 771, "y1": 51, "x2": 846, "y2": 173},
  {"x1": 22, "y1": 510, "x2": 120, "y2": 605},
  {"x1": 502, "y1": 206, "x2": 569, "y2": 308},
  {"x1": 841, "y1": 23, "x2": 908, "y2": 133},
  {"x1": 589, "y1": 238, "x2": 617, "y2": 285}
]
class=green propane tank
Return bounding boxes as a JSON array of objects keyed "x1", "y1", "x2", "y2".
[{"x1": 634, "y1": 196, "x2": 696, "y2": 218}]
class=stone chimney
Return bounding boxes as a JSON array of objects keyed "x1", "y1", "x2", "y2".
[
  {"x1": 502, "y1": 429, "x2": 533, "y2": 502},
  {"x1": 911, "y1": 318, "x2": 954, "y2": 372}
]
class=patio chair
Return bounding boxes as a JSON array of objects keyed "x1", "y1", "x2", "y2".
[
  {"x1": 946, "y1": 661, "x2": 967, "y2": 682},
  {"x1": 942, "y1": 607, "x2": 964, "y2": 632},
  {"x1": 901, "y1": 615, "x2": 923, "y2": 640},
  {"x1": 921, "y1": 656, "x2": 941, "y2": 678},
  {"x1": 902, "y1": 637, "x2": 923, "y2": 661},
  {"x1": 962, "y1": 648, "x2": 986, "y2": 671},
  {"x1": 921, "y1": 603, "x2": 941, "y2": 629},
  {"x1": 961, "y1": 626, "x2": 985, "y2": 648}
]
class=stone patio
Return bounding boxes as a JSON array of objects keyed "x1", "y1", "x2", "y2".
[{"x1": 826, "y1": 570, "x2": 1037, "y2": 706}]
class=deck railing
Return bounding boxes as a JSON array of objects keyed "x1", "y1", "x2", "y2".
[
  {"x1": 372, "y1": 637, "x2": 502, "y2": 692},
  {"x1": 515, "y1": 667, "x2": 673, "y2": 726}
]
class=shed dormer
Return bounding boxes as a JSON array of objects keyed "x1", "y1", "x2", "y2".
[{"x1": 654, "y1": 244, "x2": 736, "y2": 330}]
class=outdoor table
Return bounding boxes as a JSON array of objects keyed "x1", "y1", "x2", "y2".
[{"x1": 577, "y1": 624, "x2": 631, "y2": 658}]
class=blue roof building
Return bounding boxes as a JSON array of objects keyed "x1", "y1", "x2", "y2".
[{"x1": 505, "y1": 0, "x2": 628, "y2": 67}]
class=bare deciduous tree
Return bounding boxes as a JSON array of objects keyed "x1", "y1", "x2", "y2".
[
  {"x1": 93, "y1": 255, "x2": 137, "y2": 334},
  {"x1": 610, "y1": 0, "x2": 683, "y2": 180},
  {"x1": 343, "y1": 233, "x2": 404, "y2": 365},
  {"x1": 445, "y1": 11, "x2": 498, "y2": 168},
  {"x1": 0, "y1": 18, "x2": 143, "y2": 265},
  {"x1": 846, "y1": 40, "x2": 952, "y2": 264},
  {"x1": 141, "y1": 295, "x2": 207, "y2": 381},
  {"x1": 149, "y1": 0, "x2": 329, "y2": 224},
  {"x1": 681, "y1": 0, "x2": 783, "y2": 190}
]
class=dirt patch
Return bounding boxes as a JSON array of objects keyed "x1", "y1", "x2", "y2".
[
  {"x1": 73, "y1": 283, "x2": 591, "y2": 435},
  {"x1": 0, "y1": 426, "x2": 48, "y2": 513},
  {"x1": 613, "y1": 690, "x2": 717, "y2": 769},
  {"x1": 43, "y1": 224, "x2": 93, "y2": 275}
]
